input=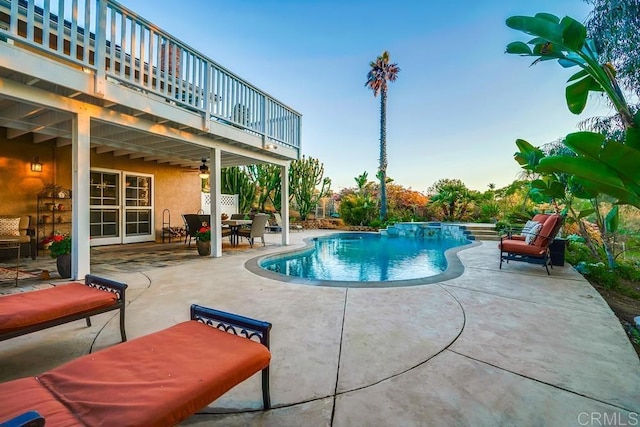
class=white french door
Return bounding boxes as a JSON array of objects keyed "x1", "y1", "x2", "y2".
[{"x1": 89, "y1": 169, "x2": 154, "y2": 246}]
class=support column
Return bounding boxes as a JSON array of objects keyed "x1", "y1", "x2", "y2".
[
  {"x1": 281, "y1": 163, "x2": 290, "y2": 246},
  {"x1": 211, "y1": 147, "x2": 222, "y2": 257},
  {"x1": 72, "y1": 112, "x2": 91, "y2": 279}
]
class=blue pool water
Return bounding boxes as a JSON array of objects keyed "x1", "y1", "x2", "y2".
[{"x1": 259, "y1": 232, "x2": 470, "y2": 283}]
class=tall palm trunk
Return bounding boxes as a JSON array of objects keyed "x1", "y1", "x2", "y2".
[{"x1": 379, "y1": 88, "x2": 388, "y2": 221}]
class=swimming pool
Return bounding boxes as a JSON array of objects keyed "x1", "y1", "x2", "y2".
[{"x1": 257, "y1": 232, "x2": 472, "y2": 287}]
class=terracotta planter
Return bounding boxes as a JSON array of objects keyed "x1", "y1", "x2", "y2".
[
  {"x1": 56, "y1": 253, "x2": 72, "y2": 278},
  {"x1": 196, "y1": 240, "x2": 211, "y2": 256}
]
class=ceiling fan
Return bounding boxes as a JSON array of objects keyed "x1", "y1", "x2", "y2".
[{"x1": 198, "y1": 158, "x2": 209, "y2": 178}]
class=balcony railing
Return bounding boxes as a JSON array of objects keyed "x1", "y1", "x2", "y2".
[{"x1": 0, "y1": 0, "x2": 301, "y2": 149}]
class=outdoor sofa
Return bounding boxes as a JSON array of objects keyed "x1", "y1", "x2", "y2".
[{"x1": 0, "y1": 304, "x2": 272, "y2": 426}]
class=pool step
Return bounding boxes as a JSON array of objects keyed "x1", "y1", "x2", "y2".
[{"x1": 456, "y1": 224, "x2": 501, "y2": 241}]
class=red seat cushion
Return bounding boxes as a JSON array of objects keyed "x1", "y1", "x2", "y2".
[
  {"x1": 0, "y1": 283, "x2": 117, "y2": 334},
  {"x1": 0, "y1": 377, "x2": 80, "y2": 426},
  {"x1": 500, "y1": 239, "x2": 546, "y2": 256},
  {"x1": 39, "y1": 320, "x2": 271, "y2": 427}
]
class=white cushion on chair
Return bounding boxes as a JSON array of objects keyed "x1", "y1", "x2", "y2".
[
  {"x1": 525, "y1": 222, "x2": 543, "y2": 244},
  {"x1": 0, "y1": 218, "x2": 20, "y2": 236},
  {"x1": 521, "y1": 220, "x2": 537, "y2": 236}
]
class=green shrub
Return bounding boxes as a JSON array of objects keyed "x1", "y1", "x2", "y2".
[
  {"x1": 339, "y1": 195, "x2": 377, "y2": 226},
  {"x1": 494, "y1": 220, "x2": 512, "y2": 235},
  {"x1": 479, "y1": 202, "x2": 501, "y2": 222},
  {"x1": 583, "y1": 263, "x2": 619, "y2": 289},
  {"x1": 566, "y1": 241, "x2": 600, "y2": 266},
  {"x1": 615, "y1": 262, "x2": 640, "y2": 282}
]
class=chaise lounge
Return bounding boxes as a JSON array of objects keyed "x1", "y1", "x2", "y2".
[
  {"x1": 0, "y1": 274, "x2": 127, "y2": 342},
  {"x1": 0, "y1": 304, "x2": 272, "y2": 426}
]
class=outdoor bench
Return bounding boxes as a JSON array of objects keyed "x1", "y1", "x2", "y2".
[
  {"x1": 0, "y1": 274, "x2": 127, "y2": 343},
  {"x1": 0, "y1": 304, "x2": 272, "y2": 427}
]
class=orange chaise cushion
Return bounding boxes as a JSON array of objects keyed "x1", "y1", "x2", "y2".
[
  {"x1": 0, "y1": 283, "x2": 117, "y2": 334},
  {"x1": 0, "y1": 377, "x2": 81, "y2": 426},
  {"x1": 39, "y1": 320, "x2": 271, "y2": 427}
]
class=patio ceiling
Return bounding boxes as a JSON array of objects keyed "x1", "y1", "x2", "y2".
[{"x1": 0, "y1": 68, "x2": 290, "y2": 170}]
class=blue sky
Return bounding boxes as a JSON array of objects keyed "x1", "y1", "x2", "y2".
[{"x1": 134, "y1": 0, "x2": 613, "y2": 193}]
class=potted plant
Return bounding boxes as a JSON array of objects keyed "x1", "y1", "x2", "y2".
[
  {"x1": 46, "y1": 233, "x2": 72, "y2": 278},
  {"x1": 195, "y1": 224, "x2": 211, "y2": 256}
]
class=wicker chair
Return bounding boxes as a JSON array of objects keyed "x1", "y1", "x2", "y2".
[{"x1": 237, "y1": 214, "x2": 269, "y2": 247}]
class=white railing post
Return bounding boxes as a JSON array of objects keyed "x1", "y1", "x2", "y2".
[
  {"x1": 9, "y1": 0, "x2": 18, "y2": 35},
  {"x1": 203, "y1": 63, "x2": 211, "y2": 131},
  {"x1": 94, "y1": 0, "x2": 107, "y2": 97},
  {"x1": 261, "y1": 94, "x2": 267, "y2": 143}
]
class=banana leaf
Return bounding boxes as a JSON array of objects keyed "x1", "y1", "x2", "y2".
[
  {"x1": 605, "y1": 206, "x2": 619, "y2": 233},
  {"x1": 566, "y1": 75, "x2": 604, "y2": 114},
  {"x1": 506, "y1": 41, "x2": 532, "y2": 55},
  {"x1": 559, "y1": 16, "x2": 586, "y2": 51},
  {"x1": 506, "y1": 15, "x2": 563, "y2": 46}
]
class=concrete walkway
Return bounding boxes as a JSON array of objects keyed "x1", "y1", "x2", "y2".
[{"x1": 1, "y1": 231, "x2": 639, "y2": 426}]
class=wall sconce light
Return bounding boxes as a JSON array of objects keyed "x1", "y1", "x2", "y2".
[
  {"x1": 198, "y1": 158, "x2": 210, "y2": 178},
  {"x1": 264, "y1": 143, "x2": 278, "y2": 150},
  {"x1": 30, "y1": 157, "x2": 43, "y2": 172}
]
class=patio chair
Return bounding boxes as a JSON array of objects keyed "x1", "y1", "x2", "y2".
[
  {"x1": 221, "y1": 226, "x2": 232, "y2": 240},
  {"x1": 182, "y1": 214, "x2": 206, "y2": 247},
  {"x1": 237, "y1": 214, "x2": 269, "y2": 247},
  {"x1": 273, "y1": 212, "x2": 303, "y2": 232},
  {"x1": 499, "y1": 213, "x2": 564, "y2": 275},
  {"x1": 0, "y1": 215, "x2": 36, "y2": 260}
]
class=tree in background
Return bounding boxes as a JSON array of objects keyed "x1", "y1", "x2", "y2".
[
  {"x1": 338, "y1": 172, "x2": 378, "y2": 226},
  {"x1": 289, "y1": 156, "x2": 331, "y2": 221},
  {"x1": 426, "y1": 179, "x2": 478, "y2": 222},
  {"x1": 247, "y1": 164, "x2": 281, "y2": 212},
  {"x1": 385, "y1": 183, "x2": 429, "y2": 221},
  {"x1": 584, "y1": 0, "x2": 640, "y2": 99},
  {"x1": 476, "y1": 183, "x2": 502, "y2": 222},
  {"x1": 365, "y1": 51, "x2": 400, "y2": 222},
  {"x1": 580, "y1": 0, "x2": 640, "y2": 139},
  {"x1": 221, "y1": 166, "x2": 256, "y2": 214}
]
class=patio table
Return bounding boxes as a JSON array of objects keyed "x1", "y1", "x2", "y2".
[
  {"x1": 0, "y1": 238, "x2": 21, "y2": 286},
  {"x1": 221, "y1": 220, "x2": 252, "y2": 247}
]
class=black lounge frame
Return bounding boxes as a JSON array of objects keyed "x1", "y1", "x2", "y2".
[
  {"x1": 190, "y1": 304, "x2": 272, "y2": 409},
  {"x1": 500, "y1": 245, "x2": 554, "y2": 275},
  {"x1": 0, "y1": 274, "x2": 128, "y2": 342}
]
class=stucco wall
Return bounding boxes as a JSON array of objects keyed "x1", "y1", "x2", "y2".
[{"x1": 0, "y1": 130, "x2": 204, "y2": 244}]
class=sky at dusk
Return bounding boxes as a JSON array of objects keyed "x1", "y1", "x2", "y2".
[{"x1": 133, "y1": 0, "x2": 613, "y2": 194}]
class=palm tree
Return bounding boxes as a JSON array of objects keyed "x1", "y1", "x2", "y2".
[{"x1": 365, "y1": 51, "x2": 400, "y2": 221}]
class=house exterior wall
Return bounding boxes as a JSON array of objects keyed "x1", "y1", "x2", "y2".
[{"x1": 1, "y1": 131, "x2": 204, "y2": 244}]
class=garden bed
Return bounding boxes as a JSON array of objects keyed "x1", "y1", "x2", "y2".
[{"x1": 592, "y1": 280, "x2": 640, "y2": 358}]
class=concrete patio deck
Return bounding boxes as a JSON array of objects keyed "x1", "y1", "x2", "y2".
[{"x1": 1, "y1": 230, "x2": 639, "y2": 426}]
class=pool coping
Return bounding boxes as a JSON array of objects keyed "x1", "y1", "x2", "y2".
[{"x1": 245, "y1": 232, "x2": 481, "y2": 288}]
